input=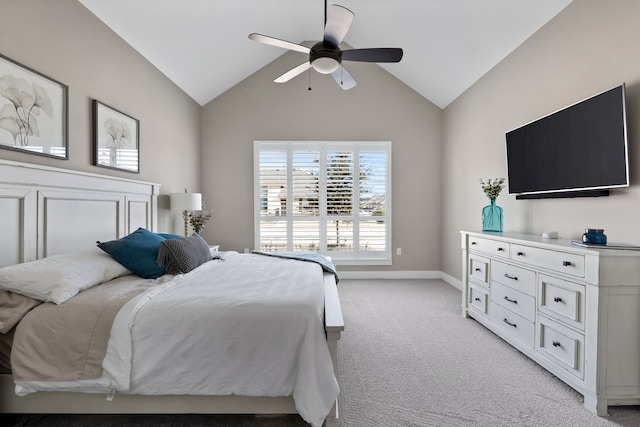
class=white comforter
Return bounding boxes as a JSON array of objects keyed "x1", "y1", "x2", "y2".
[{"x1": 15, "y1": 253, "x2": 339, "y2": 427}]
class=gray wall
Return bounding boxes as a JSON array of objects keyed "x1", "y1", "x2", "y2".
[
  {"x1": 441, "y1": 0, "x2": 640, "y2": 280},
  {"x1": 201, "y1": 49, "x2": 442, "y2": 272},
  {"x1": 0, "y1": 0, "x2": 201, "y2": 232}
]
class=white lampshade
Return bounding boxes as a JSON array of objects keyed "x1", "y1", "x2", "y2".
[
  {"x1": 312, "y1": 57, "x2": 339, "y2": 74},
  {"x1": 170, "y1": 192, "x2": 202, "y2": 211}
]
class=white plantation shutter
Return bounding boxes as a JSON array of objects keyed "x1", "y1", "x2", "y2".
[
  {"x1": 291, "y1": 148, "x2": 320, "y2": 250},
  {"x1": 326, "y1": 151, "x2": 354, "y2": 217},
  {"x1": 254, "y1": 141, "x2": 391, "y2": 265},
  {"x1": 359, "y1": 149, "x2": 388, "y2": 252},
  {"x1": 257, "y1": 145, "x2": 287, "y2": 250}
]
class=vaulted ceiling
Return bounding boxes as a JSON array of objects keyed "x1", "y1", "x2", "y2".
[{"x1": 78, "y1": 0, "x2": 573, "y2": 108}]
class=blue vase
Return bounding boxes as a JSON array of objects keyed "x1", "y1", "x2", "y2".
[
  {"x1": 582, "y1": 228, "x2": 606, "y2": 245},
  {"x1": 482, "y1": 198, "x2": 503, "y2": 232}
]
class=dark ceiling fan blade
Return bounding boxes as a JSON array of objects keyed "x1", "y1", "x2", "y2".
[
  {"x1": 248, "y1": 33, "x2": 310, "y2": 54},
  {"x1": 323, "y1": 5, "x2": 354, "y2": 48},
  {"x1": 274, "y1": 62, "x2": 312, "y2": 83},
  {"x1": 331, "y1": 65, "x2": 356, "y2": 90},
  {"x1": 342, "y1": 48, "x2": 404, "y2": 63}
]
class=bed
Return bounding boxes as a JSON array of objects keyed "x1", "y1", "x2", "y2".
[{"x1": 0, "y1": 159, "x2": 344, "y2": 427}]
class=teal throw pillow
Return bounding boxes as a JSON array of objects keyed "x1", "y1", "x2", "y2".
[{"x1": 97, "y1": 228, "x2": 166, "y2": 279}]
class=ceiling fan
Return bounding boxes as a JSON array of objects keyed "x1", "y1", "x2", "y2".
[{"x1": 248, "y1": 2, "x2": 403, "y2": 90}]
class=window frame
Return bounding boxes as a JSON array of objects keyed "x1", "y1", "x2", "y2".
[{"x1": 254, "y1": 140, "x2": 392, "y2": 265}]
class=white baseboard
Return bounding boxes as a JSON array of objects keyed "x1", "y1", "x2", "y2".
[
  {"x1": 338, "y1": 270, "x2": 462, "y2": 290},
  {"x1": 440, "y1": 272, "x2": 462, "y2": 290}
]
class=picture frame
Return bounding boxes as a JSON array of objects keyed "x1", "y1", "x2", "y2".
[
  {"x1": 93, "y1": 100, "x2": 139, "y2": 173},
  {"x1": 0, "y1": 53, "x2": 68, "y2": 159}
]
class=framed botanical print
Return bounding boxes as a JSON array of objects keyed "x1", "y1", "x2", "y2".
[
  {"x1": 0, "y1": 53, "x2": 68, "y2": 159},
  {"x1": 93, "y1": 100, "x2": 139, "y2": 173}
]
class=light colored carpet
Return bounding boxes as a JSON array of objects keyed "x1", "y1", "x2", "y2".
[
  {"x1": 335, "y1": 279, "x2": 640, "y2": 427},
  {"x1": 4, "y1": 279, "x2": 640, "y2": 426}
]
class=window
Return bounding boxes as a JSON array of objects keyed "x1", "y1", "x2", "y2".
[{"x1": 254, "y1": 141, "x2": 391, "y2": 265}]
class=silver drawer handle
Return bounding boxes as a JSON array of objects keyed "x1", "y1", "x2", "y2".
[
  {"x1": 503, "y1": 296, "x2": 518, "y2": 304},
  {"x1": 503, "y1": 318, "x2": 517, "y2": 328},
  {"x1": 504, "y1": 273, "x2": 518, "y2": 281}
]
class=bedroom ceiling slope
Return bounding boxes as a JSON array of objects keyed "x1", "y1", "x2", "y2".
[{"x1": 78, "y1": 0, "x2": 573, "y2": 109}]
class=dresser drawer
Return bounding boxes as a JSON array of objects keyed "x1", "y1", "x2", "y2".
[
  {"x1": 492, "y1": 281, "x2": 535, "y2": 323},
  {"x1": 511, "y1": 244, "x2": 585, "y2": 278},
  {"x1": 468, "y1": 283, "x2": 489, "y2": 316},
  {"x1": 538, "y1": 274, "x2": 585, "y2": 330},
  {"x1": 468, "y1": 254, "x2": 490, "y2": 286},
  {"x1": 468, "y1": 236, "x2": 510, "y2": 259},
  {"x1": 537, "y1": 315, "x2": 584, "y2": 380},
  {"x1": 490, "y1": 302, "x2": 535, "y2": 349},
  {"x1": 491, "y1": 260, "x2": 536, "y2": 296}
]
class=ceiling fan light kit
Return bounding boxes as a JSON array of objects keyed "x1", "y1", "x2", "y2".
[
  {"x1": 249, "y1": 2, "x2": 403, "y2": 90},
  {"x1": 312, "y1": 57, "x2": 340, "y2": 74},
  {"x1": 310, "y1": 42, "x2": 342, "y2": 74}
]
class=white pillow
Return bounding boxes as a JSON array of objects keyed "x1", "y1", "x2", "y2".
[{"x1": 0, "y1": 248, "x2": 131, "y2": 304}]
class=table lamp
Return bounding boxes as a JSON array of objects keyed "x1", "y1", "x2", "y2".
[{"x1": 170, "y1": 189, "x2": 202, "y2": 236}]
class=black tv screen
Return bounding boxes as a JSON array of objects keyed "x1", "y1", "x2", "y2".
[{"x1": 506, "y1": 84, "x2": 629, "y2": 198}]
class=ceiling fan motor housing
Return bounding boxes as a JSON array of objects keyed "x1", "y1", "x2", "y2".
[{"x1": 310, "y1": 41, "x2": 342, "y2": 74}]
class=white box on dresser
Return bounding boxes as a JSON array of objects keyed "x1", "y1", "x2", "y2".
[{"x1": 461, "y1": 231, "x2": 640, "y2": 416}]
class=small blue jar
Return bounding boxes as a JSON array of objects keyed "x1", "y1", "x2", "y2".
[{"x1": 582, "y1": 228, "x2": 607, "y2": 245}]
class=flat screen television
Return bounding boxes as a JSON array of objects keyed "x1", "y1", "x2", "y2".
[{"x1": 506, "y1": 84, "x2": 629, "y2": 199}]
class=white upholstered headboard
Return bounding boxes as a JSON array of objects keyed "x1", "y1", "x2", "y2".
[{"x1": 0, "y1": 159, "x2": 159, "y2": 268}]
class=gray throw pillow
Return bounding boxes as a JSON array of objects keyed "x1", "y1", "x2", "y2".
[{"x1": 156, "y1": 234, "x2": 212, "y2": 275}]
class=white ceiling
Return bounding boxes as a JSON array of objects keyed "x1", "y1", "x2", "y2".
[{"x1": 78, "y1": 0, "x2": 573, "y2": 109}]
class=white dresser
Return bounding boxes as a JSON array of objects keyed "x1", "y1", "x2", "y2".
[{"x1": 461, "y1": 231, "x2": 640, "y2": 416}]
